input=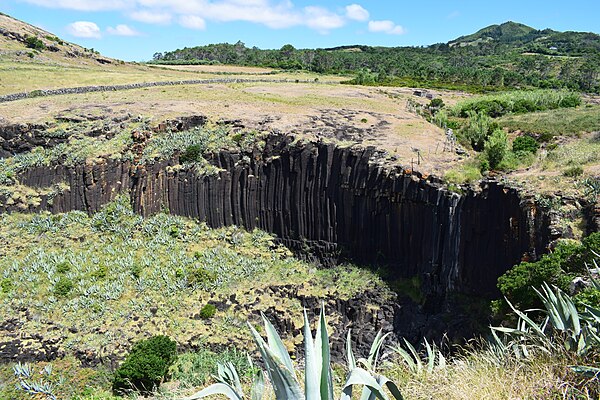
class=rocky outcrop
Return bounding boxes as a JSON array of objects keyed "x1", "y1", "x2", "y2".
[{"x1": 6, "y1": 135, "x2": 551, "y2": 301}]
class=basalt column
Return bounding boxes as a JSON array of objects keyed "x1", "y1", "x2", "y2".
[{"x1": 131, "y1": 137, "x2": 550, "y2": 298}]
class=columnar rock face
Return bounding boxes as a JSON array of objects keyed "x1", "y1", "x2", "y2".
[{"x1": 7, "y1": 135, "x2": 551, "y2": 301}]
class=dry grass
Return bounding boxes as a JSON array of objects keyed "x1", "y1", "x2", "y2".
[{"x1": 385, "y1": 351, "x2": 596, "y2": 400}]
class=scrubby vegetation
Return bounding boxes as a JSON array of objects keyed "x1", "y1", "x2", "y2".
[
  {"x1": 495, "y1": 233, "x2": 600, "y2": 314},
  {"x1": 112, "y1": 335, "x2": 177, "y2": 394},
  {"x1": 152, "y1": 22, "x2": 600, "y2": 93},
  {"x1": 451, "y1": 90, "x2": 581, "y2": 118}
]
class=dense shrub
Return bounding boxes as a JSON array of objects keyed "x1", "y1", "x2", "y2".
[
  {"x1": 180, "y1": 144, "x2": 203, "y2": 163},
  {"x1": 512, "y1": 135, "x2": 539, "y2": 154},
  {"x1": 187, "y1": 267, "x2": 217, "y2": 287},
  {"x1": 53, "y1": 277, "x2": 74, "y2": 297},
  {"x1": 574, "y1": 288, "x2": 600, "y2": 310},
  {"x1": 497, "y1": 233, "x2": 600, "y2": 312},
  {"x1": 461, "y1": 111, "x2": 498, "y2": 151},
  {"x1": 24, "y1": 35, "x2": 46, "y2": 51},
  {"x1": 1, "y1": 278, "x2": 13, "y2": 293},
  {"x1": 563, "y1": 165, "x2": 583, "y2": 177},
  {"x1": 55, "y1": 261, "x2": 71, "y2": 274},
  {"x1": 113, "y1": 335, "x2": 177, "y2": 395},
  {"x1": 199, "y1": 304, "x2": 216, "y2": 319},
  {"x1": 453, "y1": 90, "x2": 582, "y2": 118},
  {"x1": 484, "y1": 129, "x2": 508, "y2": 169}
]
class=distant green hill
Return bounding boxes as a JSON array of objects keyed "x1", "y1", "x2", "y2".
[
  {"x1": 450, "y1": 21, "x2": 537, "y2": 46},
  {"x1": 448, "y1": 21, "x2": 600, "y2": 56},
  {"x1": 152, "y1": 21, "x2": 600, "y2": 93}
]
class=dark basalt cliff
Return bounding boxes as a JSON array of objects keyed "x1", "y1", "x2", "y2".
[
  {"x1": 5, "y1": 135, "x2": 551, "y2": 303},
  {"x1": 0, "y1": 134, "x2": 556, "y2": 344}
]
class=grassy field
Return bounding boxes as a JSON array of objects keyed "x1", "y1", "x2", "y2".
[{"x1": 498, "y1": 104, "x2": 600, "y2": 136}]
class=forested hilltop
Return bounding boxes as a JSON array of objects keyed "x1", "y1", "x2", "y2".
[{"x1": 151, "y1": 21, "x2": 600, "y2": 93}]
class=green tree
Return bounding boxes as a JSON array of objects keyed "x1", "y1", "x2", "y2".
[{"x1": 484, "y1": 129, "x2": 508, "y2": 169}]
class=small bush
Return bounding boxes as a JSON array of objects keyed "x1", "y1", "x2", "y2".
[
  {"x1": 1, "y1": 278, "x2": 13, "y2": 293},
  {"x1": 574, "y1": 288, "x2": 600, "y2": 311},
  {"x1": 53, "y1": 277, "x2": 74, "y2": 297},
  {"x1": 429, "y1": 98, "x2": 445, "y2": 109},
  {"x1": 512, "y1": 135, "x2": 539, "y2": 154},
  {"x1": 56, "y1": 261, "x2": 71, "y2": 274},
  {"x1": 199, "y1": 304, "x2": 216, "y2": 319},
  {"x1": 25, "y1": 36, "x2": 46, "y2": 51},
  {"x1": 563, "y1": 165, "x2": 583, "y2": 177},
  {"x1": 187, "y1": 267, "x2": 217, "y2": 287},
  {"x1": 180, "y1": 144, "x2": 203, "y2": 163},
  {"x1": 91, "y1": 265, "x2": 108, "y2": 280},
  {"x1": 497, "y1": 234, "x2": 600, "y2": 313},
  {"x1": 112, "y1": 335, "x2": 177, "y2": 395},
  {"x1": 461, "y1": 111, "x2": 498, "y2": 151},
  {"x1": 484, "y1": 129, "x2": 508, "y2": 169}
]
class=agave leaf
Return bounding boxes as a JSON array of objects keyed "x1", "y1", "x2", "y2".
[
  {"x1": 215, "y1": 362, "x2": 243, "y2": 396},
  {"x1": 251, "y1": 369, "x2": 265, "y2": 400},
  {"x1": 569, "y1": 365, "x2": 600, "y2": 378},
  {"x1": 261, "y1": 312, "x2": 295, "y2": 373},
  {"x1": 317, "y1": 306, "x2": 334, "y2": 400},
  {"x1": 342, "y1": 368, "x2": 389, "y2": 400},
  {"x1": 424, "y1": 339, "x2": 435, "y2": 373},
  {"x1": 504, "y1": 298, "x2": 545, "y2": 337},
  {"x1": 303, "y1": 309, "x2": 320, "y2": 400},
  {"x1": 402, "y1": 339, "x2": 423, "y2": 372},
  {"x1": 346, "y1": 329, "x2": 356, "y2": 370},
  {"x1": 184, "y1": 383, "x2": 243, "y2": 400},
  {"x1": 583, "y1": 304, "x2": 600, "y2": 324},
  {"x1": 437, "y1": 350, "x2": 446, "y2": 370},
  {"x1": 247, "y1": 322, "x2": 303, "y2": 400},
  {"x1": 367, "y1": 330, "x2": 392, "y2": 370},
  {"x1": 392, "y1": 346, "x2": 417, "y2": 373},
  {"x1": 376, "y1": 375, "x2": 405, "y2": 400}
]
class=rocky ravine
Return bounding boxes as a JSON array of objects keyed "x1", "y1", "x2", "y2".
[{"x1": 0, "y1": 132, "x2": 555, "y2": 356}]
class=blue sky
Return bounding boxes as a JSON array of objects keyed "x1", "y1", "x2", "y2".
[{"x1": 1, "y1": 0, "x2": 599, "y2": 61}]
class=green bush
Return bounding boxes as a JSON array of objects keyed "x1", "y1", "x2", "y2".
[
  {"x1": 91, "y1": 265, "x2": 108, "y2": 280},
  {"x1": 199, "y1": 304, "x2": 216, "y2": 319},
  {"x1": 574, "y1": 288, "x2": 600, "y2": 311},
  {"x1": 484, "y1": 129, "x2": 508, "y2": 169},
  {"x1": 497, "y1": 233, "x2": 600, "y2": 313},
  {"x1": 54, "y1": 277, "x2": 74, "y2": 297},
  {"x1": 56, "y1": 261, "x2": 71, "y2": 274},
  {"x1": 180, "y1": 144, "x2": 203, "y2": 163},
  {"x1": 187, "y1": 267, "x2": 217, "y2": 287},
  {"x1": 461, "y1": 111, "x2": 498, "y2": 151},
  {"x1": 512, "y1": 135, "x2": 539, "y2": 154},
  {"x1": 563, "y1": 165, "x2": 583, "y2": 177},
  {"x1": 1, "y1": 278, "x2": 13, "y2": 293},
  {"x1": 112, "y1": 335, "x2": 177, "y2": 395},
  {"x1": 24, "y1": 35, "x2": 46, "y2": 51}
]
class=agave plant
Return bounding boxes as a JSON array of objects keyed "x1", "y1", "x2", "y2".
[
  {"x1": 185, "y1": 306, "x2": 404, "y2": 400},
  {"x1": 391, "y1": 337, "x2": 446, "y2": 374},
  {"x1": 491, "y1": 282, "x2": 600, "y2": 358}
]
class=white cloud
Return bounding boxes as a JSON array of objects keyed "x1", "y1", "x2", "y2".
[
  {"x1": 24, "y1": 0, "x2": 362, "y2": 33},
  {"x1": 178, "y1": 15, "x2": 206, "y2": 30},
  {"x1": 66, "y1": 21, "x2": 102, "y2": 38},
  {"x1": 107, "y1": 24, "x2": 142, "y2": 36},
  {"x1": 368, "y1": 20, "x2": 405, "y2": 35},
  {"x1": 303, "y1": 6, "x2": 345, "y2": 32},
  {"x1": 130, "y1": 10, "x2": 172, "y2": 24},
  {"x1": 23, "y1": 0, "x2": 133, "y2": 11},
  {"x1": 345, "y1": 4, "x2": 369, "y2": 21}
]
